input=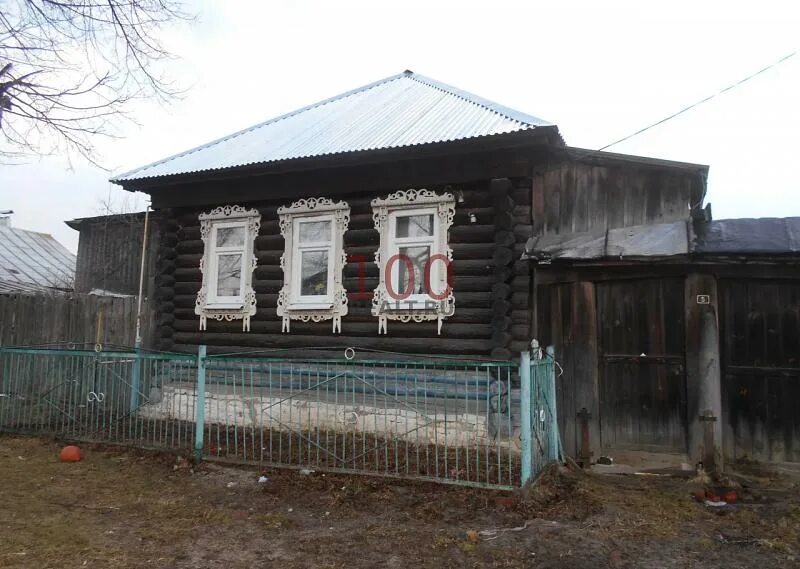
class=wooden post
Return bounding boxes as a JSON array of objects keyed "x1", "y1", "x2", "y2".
[
  {"x1": 577, "y1": 407, "x2": 592, "y2": 468},
  {"x1": 571, "y1": 281, "x2": 600, "y2": 462},
  {"x1": 685, "y1": 273, "x2": 723, "y2": 472}
]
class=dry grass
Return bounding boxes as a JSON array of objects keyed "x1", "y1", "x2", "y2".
[{"x1": 1, "y1": 434, "x2": 799, "y2": 568}]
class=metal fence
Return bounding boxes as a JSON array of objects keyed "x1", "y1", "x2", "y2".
[
  {"x1": 520, "y1": 345, "x2": 562, "y2": 484},
  {"x1": 0, "y1": 347, "x2": 197, "y2": 452},
  {"x1": 0, "y1": 345, "x2": 560, "y2": 489}
]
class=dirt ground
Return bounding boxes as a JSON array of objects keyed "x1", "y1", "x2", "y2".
[{"x1": 1, "y1": 435, "x2": 798, "y2": 569}]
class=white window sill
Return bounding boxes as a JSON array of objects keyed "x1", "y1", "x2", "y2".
[
  {"x1": 205, "y1": 302, "x2": 244, "y2": 310},
  {"x1": 288, "y1": 302, "x2": 333, "y2": 310}
]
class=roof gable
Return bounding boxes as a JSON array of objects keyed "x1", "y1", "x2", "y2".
[{"x1": 112, "y1": 70, "x2": 555, "y2": 184}]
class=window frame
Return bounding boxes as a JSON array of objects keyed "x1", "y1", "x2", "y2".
[
  {"x1": 290, "y1": 213, "x2": 336, "y2": 309},
  {"x1": 371, "y1": 189, "x2": 456, "y2": 335},
  {"x1": 386, "y1": 207, "x2": 441, "y2": 305},
  {"x1": 195, "y1": 205, "x2": 261, "y2": 332},
  {"x1": 206, "y1": 220, "x2": 248, "y2": 308},
  {"x1": 277, "y1": 198, "x2": 350, "y2": 333}
]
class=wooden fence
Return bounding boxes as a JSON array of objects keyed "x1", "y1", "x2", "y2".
[{"x1": 0, "y1": 292, "x2": 154, "y2": 350}]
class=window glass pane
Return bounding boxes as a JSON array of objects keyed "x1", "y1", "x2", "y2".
[
  {"x1": 300, "y1": 250, "x2": 329, "y2": 296},
  {"x1": 398, "y1": 245, "x2": 430, "y2": 295},
  {"x1": 216, "y1": 226, "x2": 245, "y2": 247},
  {"x1": 216, "y1": 254, "x2": 242, "y2": 296},
  {"x1": 299, "y1": 220, "x2": 331, "y2": 243},
  {"x1": 396, "y1": 214, "x2": 434, "y2": 238}
]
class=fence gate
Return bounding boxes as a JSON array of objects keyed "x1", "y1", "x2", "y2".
[
  {"x1": 597, "y1": 279, "x2": 688, "y2": 454},
  {"x1": 520, "y1": 346, "x2": 561, "y2": 484}
]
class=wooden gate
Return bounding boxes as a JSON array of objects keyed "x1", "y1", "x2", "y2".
[
  {"x1": 721, "y1": 279, "x2": 800, "y2": 463},
  {"x1": 597, "y1": 279, "x2": 687, "y2": 453}
]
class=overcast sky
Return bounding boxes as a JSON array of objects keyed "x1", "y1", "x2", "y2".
[{"x1": 1, "y1": 0, "x2": 798, "y2": 252}]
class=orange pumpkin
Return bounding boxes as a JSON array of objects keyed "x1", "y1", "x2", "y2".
[{"x1": 59, "y1": 445, "x2": 82, "y2": 462}]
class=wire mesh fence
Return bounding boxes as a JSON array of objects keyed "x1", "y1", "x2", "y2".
[{"x1": 0, "y1": 345, "x2": 559, "y2": 489}]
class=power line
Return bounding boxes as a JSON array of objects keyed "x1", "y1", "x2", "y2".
[{"x1": 598, "y1": 50, "x2": 797, "y2": 151}]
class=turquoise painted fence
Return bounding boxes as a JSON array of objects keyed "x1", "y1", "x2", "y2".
[{"x1": 0, "y1": 345, "x2": 560, "y2": 489}]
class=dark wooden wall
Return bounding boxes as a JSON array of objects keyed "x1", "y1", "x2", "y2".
[
  {"x1": 536, "y1": 264, "x2": 800, "y2": 465},
  {"x1": 73, "y1": 213, "x2": 160, "y2": 296},
  {"x1": 531, "y1": 154, "x2": 706, "y2": 235},
  {"x1": 535, "y1": 281, "x2": 598, "y2": 459},
  {"x1": 721, "y1": 278, "x2": 800, "y2": 463},
  {"x1": 154, "y1": 176, "x2": 534, "y2": 359}
]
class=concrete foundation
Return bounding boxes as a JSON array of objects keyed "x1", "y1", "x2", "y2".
[{"x1": 139, "y1": 383, "x2": 516, "y2": 450}]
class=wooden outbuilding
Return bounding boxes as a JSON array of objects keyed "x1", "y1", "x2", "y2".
[{"x1": 528, "y1": 215, "x2": 800, "y2": 468}]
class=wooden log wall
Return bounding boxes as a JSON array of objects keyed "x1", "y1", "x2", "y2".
[{"x1": 155, "y1": 177, "x2": 534, "y2": 360}]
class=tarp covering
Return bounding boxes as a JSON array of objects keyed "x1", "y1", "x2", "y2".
[
  {"x1": 524, "y1": 217, "x2": 800, "y2": 262},
  {"x1": 524, "y1": 221, "x2": 689, "y2": 261},
  {"x1": 693, "y1": 217, "x2": 800, "y2": 255}
]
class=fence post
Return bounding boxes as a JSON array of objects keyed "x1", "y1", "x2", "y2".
[
  {"x1": 546, "y1": 345, "x2": 560, "y2": 461},
  {"x1": 520, "y1": 350, "x2": 532, "y2": 486},
  {"x1": 130, "y1": 342, "x2": 142, "y2": 414},
  {"x1": 194, "y1": 345, "x2": 207, "y2": 463}
]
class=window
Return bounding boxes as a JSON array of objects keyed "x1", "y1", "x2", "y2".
[
  {"x1": 209, "y1": 222, "x2": 247, "y2": 305},
  {"x1": 277, "y1": 198, "x2": 350, "y2": 333},
  {"x1": 293, "y1": 216, "x2": 334, "y2": 306},
  {"x1": 195, "y1": 205, "x2": 260, "y2": 331},
  {"x1": 371, "y1": 189, "x2": 456, "y2": 335}
]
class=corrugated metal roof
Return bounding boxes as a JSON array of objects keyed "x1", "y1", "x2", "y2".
[
  {"x1": 112, "y1": 70, "x2": 555, "y2": 183},
  {"x1": 0, "y1": 280, "x2": 58, "y2": 295},
  {"x1": 0, "y1": 223, "x2": 76, "y2": 292}
]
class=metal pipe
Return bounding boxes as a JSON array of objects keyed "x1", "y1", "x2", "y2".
[
  {"x1": 194, "y1": 345, "x2": 207, "y2": 463},
  {"x1": 130, "y1": 208, "x2": 150, "y2": 414},
  {"x1": 134, "y1": 207, "x2": 151, "y2": 347}
]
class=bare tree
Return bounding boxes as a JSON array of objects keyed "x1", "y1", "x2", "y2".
[{"x1": 0, "y1": 0, "x2": 191, "y2": 165}]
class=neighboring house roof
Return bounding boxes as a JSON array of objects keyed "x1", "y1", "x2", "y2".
[
  {"x1": 693, "y1": 217, "x2": 800, "y2": 255},
  {"x1": 111, "y1": 70, "x2": 556, "y2": 184},
  {"x1": 65, "y1": 211, "x2": 147, "y2": 230},
  {"x1": 524, "y1": 217, "x2": 800, "y2": 262},
  {"x1": 0, "y1": 222, "x2": 76, "y2": 293}
]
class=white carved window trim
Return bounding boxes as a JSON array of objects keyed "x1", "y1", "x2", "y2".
[
  {"x1": 277, "y1": 198, "x2": 350, "y2": 333},
  {"x1": 371, "y1": 189, "x2": 455, "y2": 335},
  {"x1": 195, "y1": 205, "x2": 260, "y2": 332}
]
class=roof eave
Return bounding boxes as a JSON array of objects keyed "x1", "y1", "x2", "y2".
[
  {"x1": 113, "y1": 126, "x2": 563, "y2": 192},
  {"x1": 563, "y1": 146, "x2": 709, "y2": 173}
]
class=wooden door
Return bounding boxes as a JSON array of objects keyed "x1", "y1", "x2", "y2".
[
  {"x1": 721, "y1": 280, "x2": 800, "y2": 463},
  {"x1": 597, "y1": 279, "x2": 687, "y2": 452}
]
